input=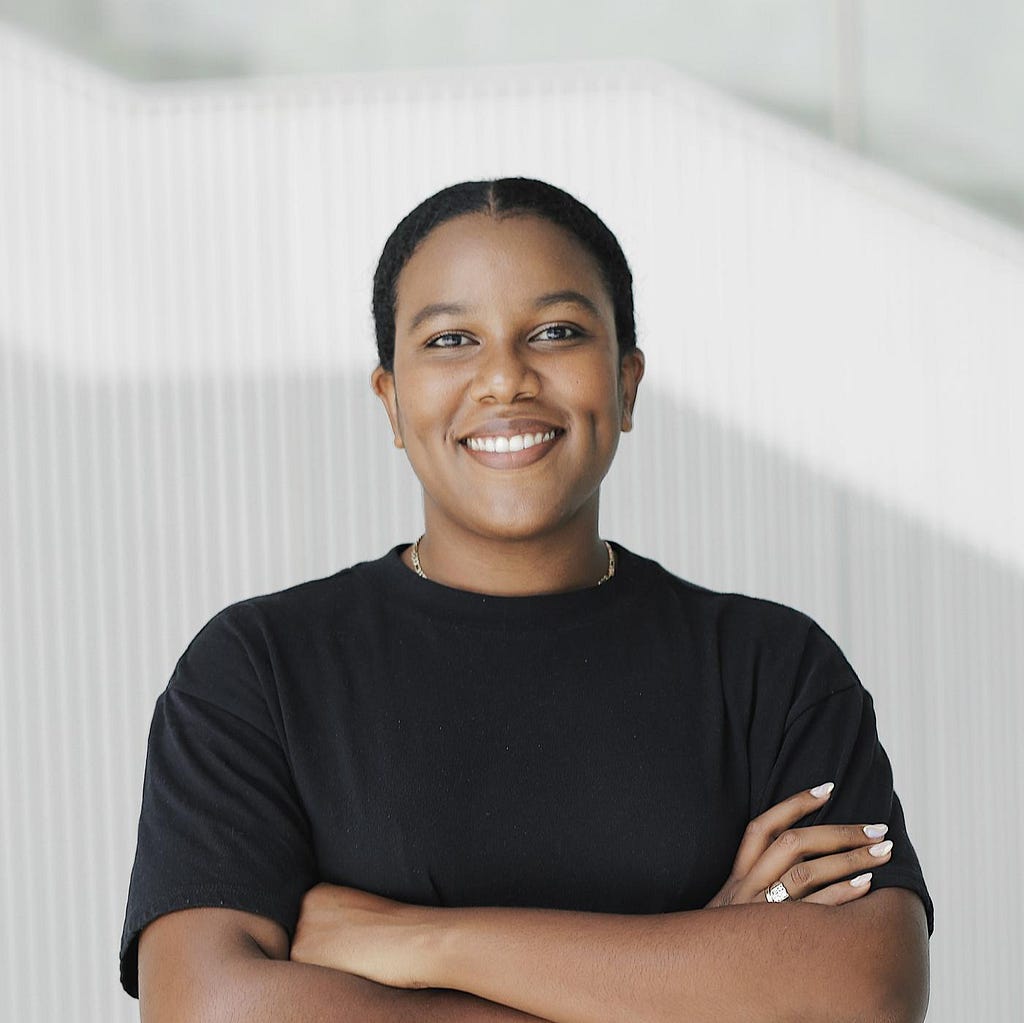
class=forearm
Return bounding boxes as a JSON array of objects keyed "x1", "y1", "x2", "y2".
[
  {"x1": 143, "y1": 939, "x2": 555, "y2": 1023},
  {"x1": 430, "y1": 901, "x2": 902, "y2": 1023},
  {"x1": 226, "y1": 957, "x2": 556, "y2": 1023}
]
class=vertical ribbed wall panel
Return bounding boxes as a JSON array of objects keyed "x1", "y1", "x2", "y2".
[{"x1": 2, "y1": 24, "x2": 1022, "y2": 1021}]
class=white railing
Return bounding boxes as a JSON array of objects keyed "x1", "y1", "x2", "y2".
[{"x1": 2, "y1": 21, "x2": 1021, "y2": 1021}]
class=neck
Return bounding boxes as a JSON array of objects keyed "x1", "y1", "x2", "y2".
[{"x1": 403, "y1": 515, "x2": 611, "y2": 597}]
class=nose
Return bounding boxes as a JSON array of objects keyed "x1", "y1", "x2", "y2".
[{"x1": 469, "y1": 339, "x2": 540, "y2": 404}]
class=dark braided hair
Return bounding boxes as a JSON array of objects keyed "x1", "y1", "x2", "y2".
[{"x1": 372, "y1": 178, "x2": 637, "y2": 371}]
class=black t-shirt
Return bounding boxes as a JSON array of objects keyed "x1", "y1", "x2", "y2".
[{"x1": 119, "y1": 542, "x2": 934, "y2": 998}]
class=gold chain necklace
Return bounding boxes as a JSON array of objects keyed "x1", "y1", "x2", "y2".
[{"x1": 410, "y1": 536, "x2": 616, "y2": 586}]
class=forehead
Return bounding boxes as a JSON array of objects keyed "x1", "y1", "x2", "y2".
[{"x1": 394, "y1": 212, "x2": 611, "y2": 326}]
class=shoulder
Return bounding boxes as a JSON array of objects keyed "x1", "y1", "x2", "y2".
[
  {"x1": 191, "y1": 547, "x2": 398, "y2": 648},
  {"x1": 621, "y1": 544, "x2": 821, "y2": 647},
  {"x1": 224, "y1": 549, "x2": 393, "y2": 624},
  {"x1": 165, "y1": 550, "x2": 397, "y2": 716},
  {"x1": 619, "y1": 545, "x2": 857, "y2": 714}
]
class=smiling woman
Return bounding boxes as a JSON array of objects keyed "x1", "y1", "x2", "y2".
[
  {"x1": 370, "y1": 200, "x2": 644, "y2": 594},
  {"x1": 121, "y1": 178, "x2": 932, "y2": 1023}
]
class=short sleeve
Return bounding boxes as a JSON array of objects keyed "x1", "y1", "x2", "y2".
[
  {"x1": 118, "y1": 608, "x2": 319, "y2": 998},
  {"x1": 750, "y1": 621, "x2": 934, "y2": 937}
]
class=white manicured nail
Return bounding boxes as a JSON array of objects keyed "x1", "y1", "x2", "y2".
[
  {"x1": 869, "y1": 840, "x2": 893, "y2": 856},
  {"x1": 863, "y1": 824, "x2": 888, "y2": 839},
  {"x1": 810, "y1": 782, "x2": 835, "y2": 798},
  {"x1": 850, "y1": 873, "x2": 872, "y2": 887}
]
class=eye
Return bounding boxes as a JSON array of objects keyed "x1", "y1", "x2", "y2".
[
  {"x1": 533, "y1": 324, "x2": 580, "y2": 342},
  {"x1": 425, "y1": 331, "x2": 474, "y2": 349}
]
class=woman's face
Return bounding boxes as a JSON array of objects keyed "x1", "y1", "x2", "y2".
[{"x1": 372, "y1": 211, "x2": 644, "y2": 544}]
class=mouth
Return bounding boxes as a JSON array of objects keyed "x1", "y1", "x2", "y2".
[
  {"x1": 458, "y1": 426, "x2": 565, "y2": 468},
  {"x1": 461, "y1": 428, "x2": 562, "y2": 453}
]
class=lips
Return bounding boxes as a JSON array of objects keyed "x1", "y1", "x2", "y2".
[{"x1": 458, "y1": 418, "x2": 565, "y2": 469}]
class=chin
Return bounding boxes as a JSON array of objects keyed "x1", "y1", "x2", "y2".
[
  {"x1": 474, "y1": 518, "x2": 557, "y2": 542},
  {"x1": 465, "y1": 500, "x2": 583, "y2": 542}
]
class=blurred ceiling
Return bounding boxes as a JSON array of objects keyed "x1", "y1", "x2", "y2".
[{"x1": 2, "y1": 0, "x2": 1021, "y2": 230}]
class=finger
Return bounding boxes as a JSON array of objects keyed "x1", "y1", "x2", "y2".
[
  {"x1": 801, "y1": 872, "x2": 874, "y2": 906},
  {"x1": 730, "y1": 782, "x2": 835, "y2": 878},
  {"x1": 738, "y1": 824, "x2": 891, "y2": 900},
  {"x1": 766, "y1": 839, "x2": 893, "y2": 903}
]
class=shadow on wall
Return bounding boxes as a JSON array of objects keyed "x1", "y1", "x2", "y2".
[{"x1": 1, "y1": 343, "x2": 1022, "y2": 1021}]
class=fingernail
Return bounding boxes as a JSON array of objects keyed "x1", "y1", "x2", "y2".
[
  {"x1": 850, "y1": 873, "x2": 872, "y2": 887},
  {"x1": 869, "y1": 840, "x2": 893, "y2": 857},
  {"x1": 810, "y1": 782, "x2": 835, "y2": 798},
  {"x1": 863, "y1": 824, "x2": 888, "y2": 839}
]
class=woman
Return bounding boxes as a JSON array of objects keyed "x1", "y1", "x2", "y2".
[{"x1": 122, "y1": 178, "x2": 932, "y2": 1021}]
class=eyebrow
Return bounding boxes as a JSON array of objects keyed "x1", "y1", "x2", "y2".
[{"x1": 406, "y1": 290, "x2": 603, "y2": 332}]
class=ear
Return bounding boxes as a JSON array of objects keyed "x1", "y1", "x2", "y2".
[
  {"x1": 618, "y1": 348, "x2": 645, "y2": 433},
  {"x1": 370, "y1": 365, "x2": 404, "y2": 449}
]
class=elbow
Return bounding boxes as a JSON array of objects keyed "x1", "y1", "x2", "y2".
[
  {"x1": 806, "y1": 911, "x2": 930, "y2": 1023},
  {"x1": 834, "y1": 888, "x2": 930, "y2": 1023},
  {"x1": 819, "y1": 973, "x2": 929, "y2": 1023},
  {"x1": 857, "y1": 939, "x2": 930, "y2": 1023},
  {"x1": 859, "y1": 994, "x2": 928, "y2": 1023},
  {"x1": 870, "y1": 965, "x2": 930, "y2": 1023},
  {"x1": 823, "y1": 964, "x2": 928, "y2": 1023}
]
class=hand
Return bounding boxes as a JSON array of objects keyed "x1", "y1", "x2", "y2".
[
  {"x1": 705, "y1": 784, "x2": 893, "y2": 908},
  {"x1": 290, "y1": 882, "x2": 440, "y2": 989}
]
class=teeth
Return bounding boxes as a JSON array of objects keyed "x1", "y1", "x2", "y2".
[{"x1": 466, "y1": 430, "x2": 557, "y2": 452}]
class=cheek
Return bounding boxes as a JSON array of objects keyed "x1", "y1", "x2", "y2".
[
  {"x1": 575, "y1": 371, "x2": 623, "y2": 428},
  {"x1": 394, "y1": 371, "x2": 462, "y2": 438}
]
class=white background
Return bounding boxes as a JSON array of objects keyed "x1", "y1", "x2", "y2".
[{"x1": 1, "y1": 20, "x2": 1022, "y2": 1022}]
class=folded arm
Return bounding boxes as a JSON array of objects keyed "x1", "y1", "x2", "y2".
[
  {"x1": 428, "y1": 886, "x2": 929, "y2": 1023},
  {"x1": 292, "y1": 884, "x2": 928, "y2": 1023},
  {"x1": 287, "y1": 786, "x2": 928, "y2": 1023},
  {"x1": 137, "y1": 907, "x2": 556, "y2": 1023}
]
